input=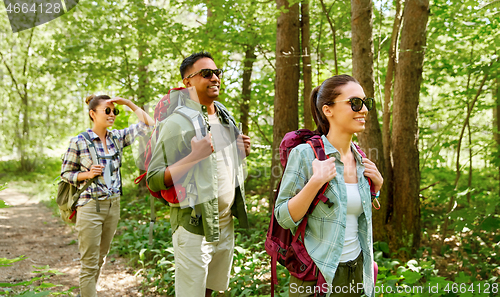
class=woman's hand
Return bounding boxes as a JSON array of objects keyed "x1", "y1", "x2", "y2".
[
  {"x1": 107, "y1": 97, "x2": 131, "y2": 107},
  {"x1": 107, "y1": 97, "x2": 155, "y2": 126},
  {"x1": 78, "y1": 164, "x2": 104, "y2": 181},
  {"x1": 311, "y1": 157, "x2": 337, "y2": 185},
  {"x1": 362, "y1": 158, "x2": 383, "y2": 193},
  {"x1": 87, "y1": 165, "x2": 104, "y2": 179}
]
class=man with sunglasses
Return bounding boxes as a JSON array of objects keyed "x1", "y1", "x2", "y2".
[{"x1": 147, "y1": 52, "x2": 251, "y2": 297}]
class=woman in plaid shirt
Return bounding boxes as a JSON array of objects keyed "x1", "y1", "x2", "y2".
[
  {"x1": 275, "y1": 75, "x2": 383, "y2": 297},
  {"x1": 61, "y1": 94, "x2": 153, "y2": 297}
]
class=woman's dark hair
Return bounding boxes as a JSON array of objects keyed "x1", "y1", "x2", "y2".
[
  {"x1": 310, "y1": 74, "x2": 359, "y2": 135},
  {"x1": 86, "y1": 94, "x2": 111, "y2": 122},
  {"x1": 180, "y1": 51, "x2": 214, "y2": 79}
]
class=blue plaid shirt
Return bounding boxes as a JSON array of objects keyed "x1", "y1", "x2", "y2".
[
  {"x1": 61, "y1": 121, "x2": 151, "y2": 206},
  {"x1": 275, "y1": 135, "x2": 375, "y2": 297}
]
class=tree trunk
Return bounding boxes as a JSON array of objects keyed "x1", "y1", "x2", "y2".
[
  {"x1": 269, "y1": 0, "x2": 300, "y2": 211},
  {"x1": 240, "y1": 46, "x2": 256, "y2": 136},
  {"x1": 301, "y1": 0, "x2": 313, "y2": 130},
  {"x1": 351, "y1": 0, "x2": 386, "y2": 242},
  {"x1": 20, "y1": 91, "x2": 29, "y2": 171},
  {"x1": 137, "y1": 8, "x2": 150, "y2": 193},
  {"x1": 495, "y1": 74, "x2": 500, "y2": 198},
  {"x1": 382, "y1": 0, "x2": 403, "y2": 236},
  {"x1": 319, "y1": 0, "x2": 338, "y2": 75},
  {"x1": 467, "y1": 118, "x2": 472, "y2": 204},
  {"x1": 391, "y1": 0, "x2": 429, "y2": 257}
]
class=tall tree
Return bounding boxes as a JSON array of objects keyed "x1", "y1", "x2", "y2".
[
  {"x1": 496, "y1": 73, "x2": 500, "y2": 197},
  {"x1": 351, "y1": 0, "x2": 386, "y2": 240},
  {"x1": 241, "y1": 46, "x2": 257, "y2": 136},
  {"x1": 0, "y1": 27, "x2": 36, "y2": 171},
  {"x1": 269, "y1": 0, "x2": 301, "y2": 210},
  {"x1": 381, "y1": 0, "x2": 403, "y2": 237},
  {"x1": 391, "y1": 0, "x2": 429, "y2": 256},
  {"x1": 301, "y1": 0, "x2": 313, "y2": 130},
  {"x1": 319, "y1": 0, "x2": 339, "y2": 75}
]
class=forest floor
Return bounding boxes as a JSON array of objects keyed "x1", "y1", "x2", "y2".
[{"x1": 0, "y1": 188, "x2": 144, "y2": 296}]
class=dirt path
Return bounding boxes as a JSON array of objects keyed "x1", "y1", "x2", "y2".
[{"x1": 0, "y1": 188, "x2": 143, "y2": 296}]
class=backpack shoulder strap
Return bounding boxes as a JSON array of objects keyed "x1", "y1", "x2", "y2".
[
  {"x1": 81, "y1": 131, "x2": 99, "y2": 165},
  {"x1": 306, "y1": 137, "x2": 333, "y2": 210},
  {"x1": 109, "y1": 131, "x2": 123, "y2": 167},
  {"x1": 174, "y1": 106, "x2": 207, "y2": 140},
  {"x1": 214, "y1": 101, "x2": 240, "y2": 132},
  {"x1": 352, "y1": 143, "x2": 379, "y2": 206}
]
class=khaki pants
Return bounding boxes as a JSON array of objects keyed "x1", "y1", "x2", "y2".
[
  {"x1": 75, "y1": 196, "x2": 120, "y2": 297},
  {"x1": 289, "y1": 252, "x2": 364, "y2": 297},
  {"x1": 172, "y1": 220, "x2": 234, "y2": 297}
]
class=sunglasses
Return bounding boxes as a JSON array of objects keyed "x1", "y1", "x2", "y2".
[
  {"x1": 185, "y1": 68, "x2": 223, "y2": 79},
  {"x1": 334, "y1": 97, "x2": 374, "y2": 112},
  {"x1": 97, "y1": 107, "x2": 120, "y2": 116}
]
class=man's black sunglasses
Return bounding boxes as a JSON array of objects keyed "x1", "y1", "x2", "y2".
[
  {"x1": 97, "y1": 107, "x2": 120, "y2": 116},
  {"x1": 334, "y1": 97, "x2": 374, "y2": 112},
  {"x1": 185, "y1": 68, "x2": 223, "y2": 79}
]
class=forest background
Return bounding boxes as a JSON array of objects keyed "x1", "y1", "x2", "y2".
[{"x1": 0, "y1": 0, "x2": 499, "y2": 296}]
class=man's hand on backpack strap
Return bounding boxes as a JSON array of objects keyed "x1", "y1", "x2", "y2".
[
  {"x1": 237, "y1": 134, "x2": 251, "y2": 158},
  {"x1": 362, "y1": 158, "x2": 383, "y2": 193},
  {"x1": 189, "y1": 134, "x2": 214, "y2": 162}
]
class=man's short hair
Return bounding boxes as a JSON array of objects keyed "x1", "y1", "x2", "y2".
[{"x1": 180, "y1": 52, "x2": 215, "y2": 79}]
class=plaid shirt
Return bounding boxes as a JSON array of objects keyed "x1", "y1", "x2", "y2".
[
  {"x1": 61, "y1": 121, "x2": 151, "y2": 207},
  {"x1": 275, "y1": 135, "x2": 375, "y2": 297}
]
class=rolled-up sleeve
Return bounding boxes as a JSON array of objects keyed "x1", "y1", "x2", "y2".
[
  {"x1": 147, "y1": 118, "x2": 190, "y2": 192},
  {"x1": 275, "y1": 147, "x2": 308, "y2": 230},
  {"x1": 118, "y1": 121, "x2": 152, "y2": 148},
  {"x1": 61, "y1": 137, "x2": 81, "y2": 186}
]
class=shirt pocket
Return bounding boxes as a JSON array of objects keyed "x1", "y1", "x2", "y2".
[{"x1": 80, "y1": 156, "x2": 93, "y2": 171}]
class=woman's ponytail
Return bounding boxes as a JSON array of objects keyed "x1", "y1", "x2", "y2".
[
  {"x1": 310, "y1": 85, "x2": 329, "y2": 135},
  {"x1": 310, "y1": 74, "x2": 359, "y2": 136},
  {"x1": 85, "y1": 94, "x2": 111, "y2": 122}
]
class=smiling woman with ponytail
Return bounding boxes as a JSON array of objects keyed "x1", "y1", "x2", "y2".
[
  {"x1": 60, "y1": 94, "x2": 154, "y2": 297},
  {"x1": 275, "y1": 75, "x2": 383, "y2": 297}
]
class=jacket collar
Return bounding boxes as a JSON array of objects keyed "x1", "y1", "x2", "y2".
[
  {"x1": 87, "y1": 128, "x2": 110, "y2": 140},
  {"x1": 185, "y1": 99, "x2": 231, "y2": 125},
  {"x1": 320, "y1": 135, "x2": 364, "y2": 164}
]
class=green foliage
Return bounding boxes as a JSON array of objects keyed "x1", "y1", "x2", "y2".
[
  {"x1": 0, "y1": 256, "x2": 27, "y2": 268},
  {"x1": 0, "y1": 259, "x2": 76, "y2": 296},
  {"x1": 0, "y1": 158, "x2": 61, "y2": 206},
  {"x1": 374, "y1": 244, "x2": 499, "y2": 296},
  {"x1": 0, "y1": 183, "x2": 8, "y2": 208}
]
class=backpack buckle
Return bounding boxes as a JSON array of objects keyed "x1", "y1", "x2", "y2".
[
  {"x1": 189, "y1": 216, "x2": 200, "y2": 226},
  {"x1": 278, "y1": 247, "x2": 287, "y2": 257}
]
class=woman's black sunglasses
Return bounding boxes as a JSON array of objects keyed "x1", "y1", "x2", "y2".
[
  {"x1": 334, "y1": 97, "x2": 374, "y2": 112},
  {"x1": 97, "y1": 107, "x2": 120, "y2": 116},
  {"x1": 185, "y1": 68, "x2": 223, "y2": 79}
]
